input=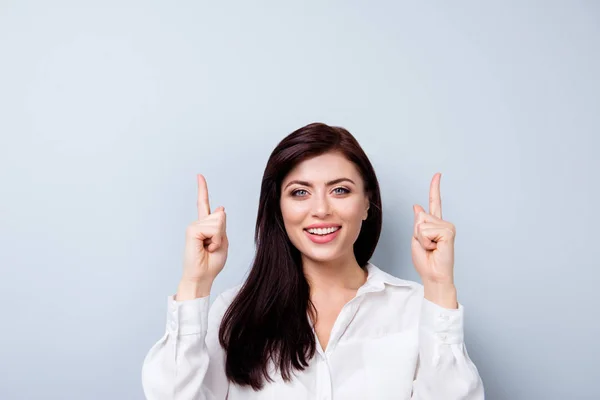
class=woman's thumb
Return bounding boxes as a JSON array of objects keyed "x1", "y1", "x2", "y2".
[{"x1": 413, "y1": 204, "x2": 425, "y2": 215}]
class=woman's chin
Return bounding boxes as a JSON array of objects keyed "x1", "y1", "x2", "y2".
[{"x1": 300, "y1": 247, "x2": 347, "y2": 264}]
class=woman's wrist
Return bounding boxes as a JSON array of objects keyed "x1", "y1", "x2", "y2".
[
  {"x1": 423, "y1": 282, "x2": 458, "y2": 309},
  {"x1": 176, "y1": 278, "x2": 213, "y2": 301}
]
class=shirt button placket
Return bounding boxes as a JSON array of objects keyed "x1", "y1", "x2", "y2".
[
  {"x1": 323, "y1": 356, "x2": 332, "y2": 400},
  {"x1": 316, "y1": 354, "x2": 332, "y2": 400}
]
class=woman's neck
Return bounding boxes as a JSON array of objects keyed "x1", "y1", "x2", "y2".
[{"x1": 302, "y1": 254, "x2": 368, "y2": 293}]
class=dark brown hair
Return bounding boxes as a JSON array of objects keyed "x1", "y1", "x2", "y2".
[{"x1": 218, "y1": 122, "x2": 383, "y2": 390}]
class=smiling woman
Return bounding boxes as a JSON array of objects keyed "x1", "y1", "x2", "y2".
[
  {"x1": 280, "y1": 152, "x2": 372, "y2": 266},
  {"x1": 141, "y1": 122, "x2": 485, "y2": 399}
]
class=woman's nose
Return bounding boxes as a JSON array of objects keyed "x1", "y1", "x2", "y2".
[{"x1": 311, "y1": 194, "x2": 331, "y2": 218}]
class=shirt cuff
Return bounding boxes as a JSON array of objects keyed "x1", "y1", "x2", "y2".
[
  {"x1": 419, "y1": 297, "x2": 464, "y2": 345},
  {"x1": 165, "y1": 294, "x2": 210, "y2": 336}
]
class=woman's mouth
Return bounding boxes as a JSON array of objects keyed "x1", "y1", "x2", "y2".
[{"x1": 303, "y1": 226, "x2": 341, "y2": 244}]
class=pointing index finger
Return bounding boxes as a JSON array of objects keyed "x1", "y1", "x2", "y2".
[
  {"x1": 429, "y1": 172, "x2": 442, "y2": 219},
  {"x1": 197, "y1": 174, "x2": 211, "y2": 219}
]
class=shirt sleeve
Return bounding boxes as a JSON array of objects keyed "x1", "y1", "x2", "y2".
[
  {"x1": 411, "y1": 297, "x2": 485, "y2": 399},
  {"x1": 141, "y1": 292, "x2": 230, "y2": 400}
]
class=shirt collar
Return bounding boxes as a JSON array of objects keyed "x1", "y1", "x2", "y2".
[{"x1": 358, "y1": 262, "x2": 413, "y2": 295}]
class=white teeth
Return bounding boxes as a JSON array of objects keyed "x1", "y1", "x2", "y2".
[{"x1": 307, "y1": 226, "x2": 340, "y2": 235}]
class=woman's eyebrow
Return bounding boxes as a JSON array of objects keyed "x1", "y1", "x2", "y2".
[{"x1": 284, "y1": 178, "x2": 355, "y2": 190}]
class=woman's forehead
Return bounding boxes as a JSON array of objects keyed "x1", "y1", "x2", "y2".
[{"x1": 283, "y1": 153, "x2": 362, "y2": 185}]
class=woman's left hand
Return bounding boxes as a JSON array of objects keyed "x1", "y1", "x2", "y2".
[{"x1": 411, "y1": 173, "x2": 456, "y2": 286}]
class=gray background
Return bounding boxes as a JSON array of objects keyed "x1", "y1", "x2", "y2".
[{"x1": 1, "y1": 1, "x2": 598, "y2": 399}]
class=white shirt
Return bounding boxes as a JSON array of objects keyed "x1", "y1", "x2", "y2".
[{"x1": 142, "y1": 262, "x2": 484, "y2": 399}]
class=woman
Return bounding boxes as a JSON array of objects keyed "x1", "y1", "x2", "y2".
[{"x1": 142, "y1": 123, "x2": 484, "y2": 399}]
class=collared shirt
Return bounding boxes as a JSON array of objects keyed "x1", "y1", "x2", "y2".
[{"x1": 142, "y1": 262, "x2": 484, "y2": 399}]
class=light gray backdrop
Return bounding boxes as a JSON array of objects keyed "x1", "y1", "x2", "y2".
[{"x1": 1, "y1": 1, "x2": 598, "y2": 399}]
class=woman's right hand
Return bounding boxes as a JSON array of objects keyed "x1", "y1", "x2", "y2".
[{"x1": 178, "y1": 174, "x2": 229, "y2": 299}]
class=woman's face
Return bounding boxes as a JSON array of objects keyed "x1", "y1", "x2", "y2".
[{"x1": 280, "y1": 151, "x2": 370, "y2": 264}]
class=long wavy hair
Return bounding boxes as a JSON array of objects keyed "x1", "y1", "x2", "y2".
[{"x1": 218, "y1": 122, "x2": 383, "y2": 390}]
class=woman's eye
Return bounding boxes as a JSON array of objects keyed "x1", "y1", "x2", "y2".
[
  {"x1": 292, "y1": 189, "x2": 308, "y2": 197},
  {"x1": 333, "y1": 187, "x2": 350, "y2": 195}
]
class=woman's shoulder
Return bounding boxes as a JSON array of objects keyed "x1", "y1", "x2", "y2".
[
  {"x1": 365, "y1": 262, "x2": 424, "y2": 292},
  {"x1": 210, "y1": 263, "x2": 425, "y2": 311},
  {"x1": 212, "y1": 283, "x2": 243, "y2": 308},
  {"x1": 206, "y1": 283, "x2": 243, "y2": 326}
]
